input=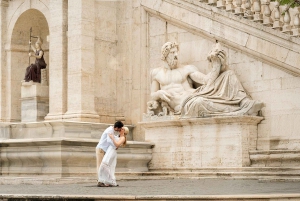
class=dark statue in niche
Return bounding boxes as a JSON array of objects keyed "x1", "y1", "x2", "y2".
[{"x1": 23, "y1": 36, "x2": 47, "y2": 83}]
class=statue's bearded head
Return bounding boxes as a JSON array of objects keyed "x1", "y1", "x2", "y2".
[{"x1": 161, "y1": 42, "x2": 179, "y2": 69}]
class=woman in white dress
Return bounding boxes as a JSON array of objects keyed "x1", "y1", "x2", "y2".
[{"x1": 98, "y1": 126, "x2": 128, "y2": 187}]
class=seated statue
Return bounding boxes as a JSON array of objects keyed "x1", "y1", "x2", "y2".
[
  {"x1": 181, "y1": 42, "x2": 264, "y2": 118},
  {"x1": 23, "y1": 37, "x2": 47, "y2": 83},
  {"x1": 148, "y1": 41, "x2": 264, "y2": 118}
]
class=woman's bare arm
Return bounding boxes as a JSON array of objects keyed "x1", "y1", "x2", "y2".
[{"x1": 109, "y1": 135, "x2": 125, "y2": 148}]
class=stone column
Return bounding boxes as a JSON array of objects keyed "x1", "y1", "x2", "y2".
[
  {"x1": 45, "y1": 0, "x2": 68, "y2": 121},
  {"x1": 63, "y1": 0, "x2": 99, "y2": 122},
  {"x1": 0, "y1": 0, "x2": 8, "y2": 121}
]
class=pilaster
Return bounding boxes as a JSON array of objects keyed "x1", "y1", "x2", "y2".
[
  {"x1": 45, "y1": 0, "x2": 68, "y2": 121},
  {"x1": 64, "y1": 0, "x2": 99, "y2": 122},
  {"x1": 0, "y1": 0, "x2": 8, "y2": 121}
]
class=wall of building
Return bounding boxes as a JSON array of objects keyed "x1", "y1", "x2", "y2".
[
  {"x1": 0, "y1": 0, "x2": 299, "y2": 149},
  {"x1": 139, "y1": 0, "x2": 300, "y2": 148}
]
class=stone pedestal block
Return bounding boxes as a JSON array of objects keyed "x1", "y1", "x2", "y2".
[
  {"x1": 21, "y1": 82, "x2": 49, "y2": 122},
  {"x1": 0, "y1": 121, "x2": 153, "y2": 178},
  {"x1": 0, "y1": 138, "x2": 153, "y2": 177},
  {"x1": 140, "y1": 116, "x2": 263, "y2": 170}
]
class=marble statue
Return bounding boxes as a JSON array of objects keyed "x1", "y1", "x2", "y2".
[
  {"x1": 149, "y1": 42, "x2": 204, "y2": 116},
  {"x1": 181, "y1": 42, "x2": 264, "y2": 118},
  {"x1": 147, "y1": 41, "x2": 264, "y2": 118},
  {"x1": 23, "y1": 37, "x2": 47, "y2": 83},
  {"x1": 146, "y1": 100, "x2": 174, "y2": 116}
]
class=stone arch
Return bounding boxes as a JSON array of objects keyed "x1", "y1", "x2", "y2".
[
  {"x1": 6, "y1": 0, "x2": 50, "y2": 48},
  {"x1": 6, "y1": 6, "x2": 49, "y2": 122}
]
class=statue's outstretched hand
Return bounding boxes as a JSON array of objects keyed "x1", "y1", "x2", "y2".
[{"x1": 28, "y1": 53, "x2": 32, "y2": 57}]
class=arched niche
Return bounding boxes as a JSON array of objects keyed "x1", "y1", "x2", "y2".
[{"x1": 7, "y1": 9, "x2": 49, "y2": 122}]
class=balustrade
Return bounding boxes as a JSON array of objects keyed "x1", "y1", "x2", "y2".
[
  {"x1": 216, "y1": 0, "x2": 226, "y2": 9},
  {"x1": 292, "y1": 7, "x2": 300, "y2": 36},
  {"x1": 186, "y1": 0, "x2": 300, "y2": 37},
  {"x1": 226, "y1": 0, "x2": 235, "y2": 12},
  {"x1": 282, "y1": 6, "x2": 293, "y2": 34},
  {"x1": 272, "y1": 1, "x2": 283, "y2": 30},
  {"x1": 263, "y1": 0, "x2": 273, "y2": 26}
]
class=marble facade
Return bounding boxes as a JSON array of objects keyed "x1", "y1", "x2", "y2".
[{"x1": 0, "y1": 0, "x2": 299, "y2": 180}]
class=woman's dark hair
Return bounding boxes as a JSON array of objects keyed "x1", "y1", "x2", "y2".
[{"x1": 114, "y1": 121, "x2": 124, "y2": 129}]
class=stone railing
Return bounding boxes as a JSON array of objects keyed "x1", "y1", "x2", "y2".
[{"x1": 184, "y1": 0, "x2": 300, "y2": 37}]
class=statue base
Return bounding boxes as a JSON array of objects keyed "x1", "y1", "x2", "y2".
[
  {"x1": 21, "y1": 81, "x2": 49, "y2": 122},
  {"x1": 140, "y1": 116, "x2": 263, "y2": 170}
]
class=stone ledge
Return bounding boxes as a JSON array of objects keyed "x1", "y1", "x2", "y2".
[
  {"x1": 2, "y1": 168, "x2": 300, "y2": 184},
  {"x1": 0, "y1": 138, "x2": 154, "y2": 148},
  {"x1": 0, "y1": 193, "x2": 300, "y2": 200},
  {"x1": 0, "y1": 138, "x2": 154, "y2": 176},
  {"x1": 250, "y1": 150, "x2": 300, "y2": 167},
  {"x1": 140, "y1": 116, "x2": 264, "y2": 127},
  {"x1": 0, "y1": 121, "x2": 135, "y2": 140}
]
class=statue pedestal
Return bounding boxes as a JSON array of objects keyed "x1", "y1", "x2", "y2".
[
  {"x1": 140, "y1": 116, "x2": 263, "y2": 170},
  {"x1": 21, "y1": 82, "x2": 49, "y2": 122},
  {"x1": 0, "y1": 122, "x2": 153, "y2": 179}
]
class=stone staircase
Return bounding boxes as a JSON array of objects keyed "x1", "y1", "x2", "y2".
[{"x1": 250, "y1": 150, "x2": 300, "y2": 167}]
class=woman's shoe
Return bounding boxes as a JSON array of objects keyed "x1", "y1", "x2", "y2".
[{"x1": 97, "y1": 182, "x2": 105, "y2": 187}]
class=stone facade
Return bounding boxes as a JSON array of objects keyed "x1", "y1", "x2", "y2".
[{"x1": 0, "y1": 0, "x2": 299, "y2": 179}]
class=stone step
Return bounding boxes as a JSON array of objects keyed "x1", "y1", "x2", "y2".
[
  {"x1": 1, "y1": 194, "x2": 300, "y2": 201},
  {"x1": 1, "y1": 178, "x2": 300, "y2": 200},
  {"x1": 250, "y1": 150, "x2": 300, "y2": 167},
  {"x1": 2, "y1": 167, "x2": 300, "y2": 185}
]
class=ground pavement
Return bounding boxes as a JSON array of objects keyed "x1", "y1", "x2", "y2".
[{"x1": 1, "y1": 178, "x2": 300, "y2": 200}]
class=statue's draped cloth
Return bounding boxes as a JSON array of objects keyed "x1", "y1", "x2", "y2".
[
  {"x1": 24, "y1": 50, "x2": 47, "y2": 83},
  {"x1": 181, "y1": 70, "x2": 255, "y2": 118}
]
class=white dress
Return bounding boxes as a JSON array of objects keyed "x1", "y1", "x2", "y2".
[{"x1": 98, "y1": 138, "x2": 120, "y2": 186}]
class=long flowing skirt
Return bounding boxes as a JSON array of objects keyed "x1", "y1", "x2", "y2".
[
  {"x1": 98, "y1": 146, "x2": 118, "y2": 186},
  {"x1": 24, "y1": 64, "x2": 41, "y2": 83}
]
